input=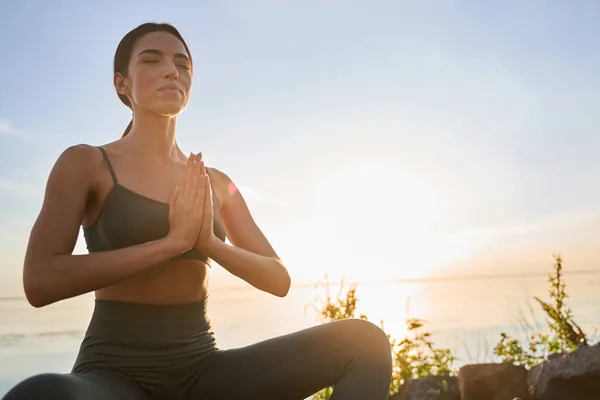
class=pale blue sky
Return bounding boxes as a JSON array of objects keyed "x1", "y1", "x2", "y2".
[{"x1": 1, "y1": 1, "x2": 600, "y2": 296}]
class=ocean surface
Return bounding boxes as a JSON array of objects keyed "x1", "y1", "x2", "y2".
[{"x1": 2, "y1": 271, "x2": 599, "y2": 397}]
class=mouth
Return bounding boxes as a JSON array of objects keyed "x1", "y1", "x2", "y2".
[{"x1": 158, "y1": 84, "x2": 182, "y2": 94}]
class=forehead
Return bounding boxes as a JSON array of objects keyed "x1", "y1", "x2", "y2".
[{"x1": 132, "y1": 31, "x2": 189, "y2": 57}]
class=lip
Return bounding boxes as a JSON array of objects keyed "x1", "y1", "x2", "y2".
[{"x1": 158, "y1": 83, "x2": 182, "y2": 94}]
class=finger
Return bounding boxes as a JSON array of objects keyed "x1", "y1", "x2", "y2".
[
  {"x1": 182, "y1": 153, "x2": 193, "y2": 195},
  {"x1": 197, "y1": 153, "x2": 206, "y2": 174},
  {"x1": 196, "y1": 160, "x2": 204, "y2": 193},
  {"x1": 190, "y1": 175, "x2": 200, "y2": 205},
  {"x1": 204, "y1": 174, "x2": 213, "y2": 214},
  {"x1": 186, "y1": 159, "x2": 198, "y2": 198},
  {"x1": 198, "y1": 161, "x2": 205, "y2": 179},
  {"x1": 195, "y1": 165, "x2": 206, "y2": 209},
  {"x1": 169, "y1": 185, "x2": 180, "y2": 210},
  {"x1": 196, "y1": 158, "x2": 204, "y2": 176}
]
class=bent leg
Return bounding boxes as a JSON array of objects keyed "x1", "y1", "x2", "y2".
[
  {"x1": 2, "y1": 371, "x2": 150, "y2": 400},
  {"x1": 188, "y1": 319, "x2": 392, "y2": 400}
]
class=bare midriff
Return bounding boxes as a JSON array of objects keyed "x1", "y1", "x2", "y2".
[{"x1": 95, "y1": 259, "x2": 210, "y2": 304}]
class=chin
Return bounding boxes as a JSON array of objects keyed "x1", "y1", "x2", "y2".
[{"x1": 153, "y1": 100, "x2": 188, "y2": 117}]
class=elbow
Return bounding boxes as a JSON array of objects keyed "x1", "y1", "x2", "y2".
[
  {"x1": 27, "y1": 297, "x2": 49, "y2": 309},
  {"x1": 24, "y1": 282, "x2": 50, "y2": 308},
  {"x1": 23, "y1": 268, "x2": 52, "y2": 308},
  {"x1": 273, "y1": 266, "x2": 291, "y2": 298}
]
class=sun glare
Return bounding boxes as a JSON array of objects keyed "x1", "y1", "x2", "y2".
[
  {"x1": 303, "y1": 161, "x2": 456, "y2": 281},
  {"x1": 266, "y1": 160, "x2": 475, "y2": 285}
]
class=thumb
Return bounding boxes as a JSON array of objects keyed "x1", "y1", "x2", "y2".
[{"x1": 169, "y1": 185, "x2": 180, "y2": 212}]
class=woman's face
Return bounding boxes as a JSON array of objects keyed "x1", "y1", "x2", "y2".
[{"x1": 116, "y1": 31, "x2": 192, "y2": 117}]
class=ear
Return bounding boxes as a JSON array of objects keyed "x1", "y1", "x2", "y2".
[{"x1": 114, "y1": 72, "x2": 130, "y2": 97}]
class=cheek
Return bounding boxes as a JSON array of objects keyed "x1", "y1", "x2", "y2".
[
  {"x1": 181, "y1": 75, "x2": 193, "y2": 94},
  {"x1": 132, "y1": 70, "x2": 158, "y2": 98}
]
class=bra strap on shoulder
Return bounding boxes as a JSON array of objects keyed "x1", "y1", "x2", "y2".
[{"x1": 97, "y1": 146, "x2": 118, "y2": 184}]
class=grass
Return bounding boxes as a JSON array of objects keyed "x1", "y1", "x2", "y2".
[
  {"x1": 305, "y1": 275, "x2": 456, "y2": 399},
  {"x1": 304, "y1": 254, "x2": 596, "y2": 399},
  {"x1": 493, "y1": 254, "x2": 591, "y2": 368}
]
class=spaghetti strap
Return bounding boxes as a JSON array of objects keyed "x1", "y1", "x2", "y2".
[{"x1": 97, "y1": 146, "x2": 118, "y2": 184}]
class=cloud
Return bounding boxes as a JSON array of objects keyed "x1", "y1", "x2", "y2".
[
  {"x1": 0, "y1": 119, "x2": 30, "y2": 139},
  {"x1": 0, "y1": 179, "x2": 40, "y2": 199},
  {"x1": 449, "y1": 208, "x2": 600, "y2": 257},
  {"x1": 458, "y1": 208, "x2": 600, "y2": 238}
]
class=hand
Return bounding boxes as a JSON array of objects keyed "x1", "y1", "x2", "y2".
[
  {"x1": 167, "y1": 153, "x2": 205, "y2": 253},
  {"x1": 194, "y1": 153, "x2": 217, "y2": 254}
]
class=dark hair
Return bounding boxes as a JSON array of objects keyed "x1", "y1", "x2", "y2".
[{"x1": 114, "y1": 22, "x2": 193, "y2": 137}]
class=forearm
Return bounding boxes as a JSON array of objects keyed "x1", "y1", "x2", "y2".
[
  {"x1": 207, "y1": 239, "x2": 291, "y2": 297},
  {"x1": 24, "y1": 237, "x2": 184, "y2": 307}
]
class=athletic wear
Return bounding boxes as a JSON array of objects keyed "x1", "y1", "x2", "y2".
[
  {"x1": 3, "y1": 147, "x2": 393, "y2": 399},
  {"x1": 83, "y1": 147, "x2": 226, "y2": 262},
  {"x1": 4, "y1": 298, "x2": 392, "y2": 399}
]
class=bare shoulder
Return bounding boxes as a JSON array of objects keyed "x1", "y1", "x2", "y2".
[
  {"x1": 29, "y1": 144, "x2": 105, "y2": 254},
  {"x1": 53, "y1": 144, "x2": 104, "y2": 178},
  {"x1": 45, "y1": 143, "x2": 117, "y2": 204},
  {"x1": 206, "y1": 166, "x2": 231, "y2": 183},
  {"x1": 206, "y1": 166, "x2": 237, "y2": 207},
  {"x1": 205, "y1": 166, "x2": 279, "y2": 259}
]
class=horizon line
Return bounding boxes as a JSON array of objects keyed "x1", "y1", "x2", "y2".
[{"x1": 2, "y1": 268, "x2": 599, "y2": 302}]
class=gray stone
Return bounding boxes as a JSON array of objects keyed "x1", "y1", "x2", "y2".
[
  {"x1": 458, "y1": 362, "x2": 528, "y2": 400},
  {"x1": 528, "y1": 342, "x2": 600, "y2": 400},
  {"x1": 389, "y1": 375, "x2": 459, "y2": 400}
]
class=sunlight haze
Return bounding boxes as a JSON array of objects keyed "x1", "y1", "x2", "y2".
[{"x1": 1, "y1": 1, "x2": 600, "y2": 297}]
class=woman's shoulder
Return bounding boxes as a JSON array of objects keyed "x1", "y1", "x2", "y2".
[
  {"x1": 206, "y1": 166, "x2": 228, "y2": 181},
  {"x1": 206, "y1": 166, "x2": 237, "y2": 207},
  {"x1": 55, "y1": 143, "x2": 100, "y2": 164},
  {"x1": 50, "y1": 143, "x2": 112, "y2": 182}
]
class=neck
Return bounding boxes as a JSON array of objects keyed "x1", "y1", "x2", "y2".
[{"x1": 123, "y1": 108, "x2": 182, "y2": 161}]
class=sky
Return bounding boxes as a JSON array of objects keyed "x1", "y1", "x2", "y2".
[{"x1": 1, "y1": 0, "x2": 600, "y2": 297}]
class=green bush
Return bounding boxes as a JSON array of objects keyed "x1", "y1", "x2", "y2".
[
  {"x1": 305, "y1": 275, "x2": 456, "y2": 399},
  {"x1": 390, "y1": 318, "x2": 455, "y2": 393},
  {"x1": 305, "y1": 253, "x2": 594, "y2": 398},
  {"x1": 493, "y1": 254, "x2": 589, "y2": 368}
]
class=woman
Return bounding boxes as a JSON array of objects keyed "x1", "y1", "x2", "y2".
[{"x1": 3, "y1": 22, "x2": 392, "y2": 400}]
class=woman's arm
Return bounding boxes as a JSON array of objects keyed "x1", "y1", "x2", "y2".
[
  {"x1": 206, "y1": 168, "x2": 290, "y2": 297},
  {"x1": 23, "y1": 145, "x2": 191, "y2": 308}
]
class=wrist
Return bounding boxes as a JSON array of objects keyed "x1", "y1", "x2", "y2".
[
  {"x1": 204, "y1": 236, "x2": 226, "y2": 260},
  {"x1": 162, "y1": 235, "x2": 192, "y2": 256}
]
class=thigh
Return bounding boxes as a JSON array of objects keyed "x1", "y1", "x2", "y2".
[
  {"x1": 2, "y1": 371, "x2": 150, "y2": 400},
  {"x1": 188, "y1": 319, "x2": 388, "y2": 400}
]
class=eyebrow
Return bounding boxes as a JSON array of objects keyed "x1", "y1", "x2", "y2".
[{"x1": 137, "y1": 49, "x2": 190, "y2": 62}]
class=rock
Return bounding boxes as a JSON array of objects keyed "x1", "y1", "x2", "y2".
[
  {"x1": 389, "y1": 375, "x2": 459, "y2": 400},
  {"x1": 458, "y1": 362, "x2": 528, "y2": 400},
  {"x1": 528, "y1": 342, "x2": 600, "y2": 400}
]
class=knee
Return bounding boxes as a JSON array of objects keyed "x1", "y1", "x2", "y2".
[
  {"x1": 3, "y1": 373, "x2": 77, "y2": 400},
  {"x1": 340, "y1": 319, "x2": 392, "y2": 366}
]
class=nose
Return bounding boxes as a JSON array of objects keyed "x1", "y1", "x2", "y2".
[{"x1": 162, "y1": 61, "x2": 179, "y2": 80}]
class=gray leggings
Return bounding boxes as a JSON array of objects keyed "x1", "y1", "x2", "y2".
[{"x1": 2, "y1": 298, "x2": 392, "y2": 400}]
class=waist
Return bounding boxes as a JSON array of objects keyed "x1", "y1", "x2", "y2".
[
  {"x1": 85, "y1": 297, "x2": 215, "y2": 348},
  {"x1": 95, "y1": 260, "x2": 209, "y2": 303},
  {"x1": 73, "y1": 297, "x2": 220, "y2": 393}
]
